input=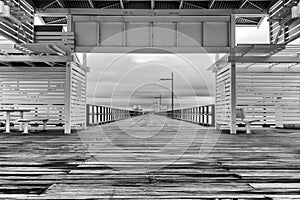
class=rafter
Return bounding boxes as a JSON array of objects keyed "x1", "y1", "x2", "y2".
[
  {"x1": 0, "y1": 55, "x2": 71, "y2": 62},
  {"x1": 238, "y1": 17, "x2": 258, "y2": 24},
  {"x1": 36, "y1": 8, "x2": 268, "y2": 16},
  {"x1": 120, "y1": 0, "x2": 124, "y2": 9},
  {"x1": 56, "y1": 0, "x2": 66, "y2": 8},
  {"x1": 229, "y1": 55, "x2": 300, "y2": 63},
  {"x1": 87, "y1": 0, "x2": 95, "y2": 8},
  {"x1": 179, "y1": 0, "x2": 184, "y2": 9},
  {"x1": 47, "y1": 17, "x2": 67, "y2": 24},
  {"x1": 151, "y1": 0, "x2": 155, "y2": 9},
  {"x1": 247, "y1": 1, "x2": 263, "y2": 11},
  {"x1": 209, "y1": 0, "x2": 216, "y2": 9},
  {"x1": 239, "y1": 0, "x2": 248, "y2": 9}
]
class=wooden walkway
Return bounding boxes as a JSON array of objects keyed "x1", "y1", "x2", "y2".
[{"x1": 0, "y1": 114, "x2": 300, "y2": 199}]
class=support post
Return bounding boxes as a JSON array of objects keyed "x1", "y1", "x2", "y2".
[
  {"x1": 230, "y1": 62, "x2": 237, "y2": 134},
  {"x1": 171, "y1": 72, "x2": 174, "y2": 119},
  {"x1": 83, "y1": 53, "x2": 88, "y2": 129},
  {"x1": 64, "y1": 62, "x2": 72, "y2": 134},
  {"x1": 214, "y1": 54, "x2": 219, "y2": 129},
  {"x1": 230, "y1": 14, "x2": 237, "y2": 134}
]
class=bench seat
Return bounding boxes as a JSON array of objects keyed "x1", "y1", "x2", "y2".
[
  {"x1": 17, "y1": 118, "x2": 49, "y2": 134},
  {"x1": 236, "y1": 108, "x2": 260, "y2": 134}
]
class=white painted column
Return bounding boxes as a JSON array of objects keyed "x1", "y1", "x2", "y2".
[
  {"x1": 83, "y1": 53, "x2": 88, "y2": 129},
  {"x1": 230, "y1": 62, "x2": 237, "y2": 134},
  {"x1": 64, "y1": 62, "x2": 72, "y2": 134},
  {"x1": 230, "y1": 14, "x2": 237, "y2": 134},
  {"x1": 214, "y1": 54, "x2": 219, "y2": 129},
  {"x1": 275, "y1": 97, "x2": 283, "y2": 128}
]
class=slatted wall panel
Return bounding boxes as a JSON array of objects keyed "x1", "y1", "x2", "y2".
[
  {"x1": 236, "y1": 71, "x2": 300, "y2": 126},
  {"x1": 216, "y1": 65, "x2": 231, "y2": 128},
  {"x1": 0, "y1": 67, "x2": 66, "y2": 124},
  {"x1": 70, "y1": 63, "x2": 86, "y2": 126},
  {"x1": 0, "y1": 0, "x2": 34, "y2": 43},
  {"x1": 269, "y1": 0, "x2": 300, "y2": 44}
]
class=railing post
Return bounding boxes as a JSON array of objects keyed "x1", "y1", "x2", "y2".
[
  {"x1": 86, "y1": 104, "x2": 90, "y2": 126},
  {"x1": 211, "y1": 105, "x2": 215, "y2": 127}
]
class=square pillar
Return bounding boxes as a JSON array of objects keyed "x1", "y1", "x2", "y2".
[
  {"x1": 229, "y1": 14, "x2": 237, "y2": 134},
  {"x1": 64, "y1": 62, "x2": 72, "y2": 134},
  {"x1": 230, "y1": 62, "x2": 237, "y2": 134}
]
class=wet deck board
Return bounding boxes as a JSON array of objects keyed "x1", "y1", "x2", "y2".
[{"x1": 0, "y1": 114, "x2": 299, "y2": 199}]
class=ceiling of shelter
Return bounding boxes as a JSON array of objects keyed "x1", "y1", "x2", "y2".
[{"x1": 27, "y1": 0, "x2": 277, "y2": 26}]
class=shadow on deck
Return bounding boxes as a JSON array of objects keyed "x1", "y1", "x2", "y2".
[{"x1": 0, "y1": 114, "x2": 299, "y2": 199}]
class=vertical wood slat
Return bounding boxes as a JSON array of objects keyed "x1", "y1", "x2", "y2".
[
  {"x1": 86, "y1": 104, "x2": 134, "y2": 126},
  {"x1": 70, "y1": 62, "x2": 87, "y2": 128},
  {"x1": 162, "y1": 105, "x2": 215, "y2": 127},
  {"x1": 216, "y1": 65, "x2": 231, "y2": 129}
]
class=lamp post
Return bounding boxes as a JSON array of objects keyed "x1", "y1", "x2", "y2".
[
  {"x1": 159, "y1": 72, "x2": 174, "y2": 118},
  {"x1": 154, "y1": 94, "x2": 162, "y2": 112}
]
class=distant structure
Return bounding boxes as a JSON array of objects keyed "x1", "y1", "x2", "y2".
[{"x1": 133, "y1": 105, "x2": 143, "y2": 112}]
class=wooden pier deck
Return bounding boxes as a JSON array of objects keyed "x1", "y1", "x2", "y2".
[{"x1": 0, "y1": 114, "x2": 299, "y2": 199}]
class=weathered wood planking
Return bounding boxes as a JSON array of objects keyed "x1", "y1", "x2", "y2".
[
  {"x1": 0, "y1": 114, "x2": 299, "y2": 199},
  {"x1": 237, "y1": 71, "x2": 300, "y2": 126}
]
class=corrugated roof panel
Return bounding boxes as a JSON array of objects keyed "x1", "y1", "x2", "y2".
[
  {"x1": 155, "y1": 1, "x2": 178, "y2": 9},
  {"x1": 94, "y1": 1, "x2": 124, "y2": 9},
  {"x1": 183, "y1": 1, "x2": 207, "y2": 9},
  {"x1": 236, "y1": 17, "x2": 261, "y2": 26},
  {"x1": 125, "y1": 1, "x2": 150, "y2": 9},
  {"x1": 42, "y1": 17, "x2": 67, "y2": 24},
  {"x1": 35, "y1": 0, "x2": 61, "y2": 9},
  {"x1": 66, "y1": 1, "x2": 91, "y2": 8},
  {"x1": 213, "y1": 1, "x2": 239, "y2": 9},
  {"x1": 242, "y1": 1, "x2": 270, "y2": 9}
]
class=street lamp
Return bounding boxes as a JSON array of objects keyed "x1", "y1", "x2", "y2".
[
  {"x1": 154, "y1": 94, "x2": 162, "y2": 112},
  {"x1": 159, "y1": 72, "x2": 174, "y2": 118}
]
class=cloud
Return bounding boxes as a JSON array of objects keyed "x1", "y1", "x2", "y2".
[{"x1": 86, "y1": 53, "x2": 215, "y2": 109}]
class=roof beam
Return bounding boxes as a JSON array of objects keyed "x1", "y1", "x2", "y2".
[
  {"x1": 0, "y1": 55, "x2": 72, "y2": 62},
  {"x1": 239, "y1": 0, "x2": 248, "y2": 9},
  {"x1": 179, "y1": 0, "x2": 184, "y2": 9},
  {"x1": 151, "y1": 0, "x2": 155, "y2": 9},
  {"x1": 209, "y1": 0, "x2": 216, "y2": 9},
  {"x1": 228, "y1": 55, "x2": 300, "y2": 63},
  {"x1": 87, "y1": 0, "x2": 95, "y2": 8},
  {"x1": 247, "y1": 1, "x2": 263, "y2": 11},
  {"x1": 36, "y1": 8, "x2": 268, "y2": 16},
  {"x1": 56, "y1": 0, "x2": 66, "y2": 8},
  {"x1": 120, "y1": 0, "x2": 124, "y2": 9}
]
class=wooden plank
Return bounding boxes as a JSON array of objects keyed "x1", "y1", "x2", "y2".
[{"x1": 0, "y1": 115, "x2": 300, "y2": 199}]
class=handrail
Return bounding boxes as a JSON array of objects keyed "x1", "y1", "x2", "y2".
[
  {"x1": 86, "y1": 104, "x2": 142, "y2": 126},
  {"x1": 158, "y1": 104, "x2": 215, "y2": 127}
]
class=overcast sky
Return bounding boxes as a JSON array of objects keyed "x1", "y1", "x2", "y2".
[{"x1": 84, "y1": 18, "x2": 270, "y2": 110}]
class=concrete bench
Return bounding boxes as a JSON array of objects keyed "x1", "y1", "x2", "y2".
[
  {"x1": 17, "y1": 118, "x2": 49, "y2": 134},
  {"x1": 236, "y1": 108, "x2": 260, "y2": 134}
]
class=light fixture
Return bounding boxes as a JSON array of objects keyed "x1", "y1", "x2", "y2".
[
  {"x1": 3, "y1": 4, "x2": 10, "y2": 17},
  {"x1": 292, "y1": 3, "x2": 300, "y2": 19},
  {"x1": 0, "y1": 1, "x2": 4, "y2": 16}
]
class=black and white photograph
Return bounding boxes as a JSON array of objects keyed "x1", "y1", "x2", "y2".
[{"x1": 0, "y1": 0, "x2": 299, "y2": 199}]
